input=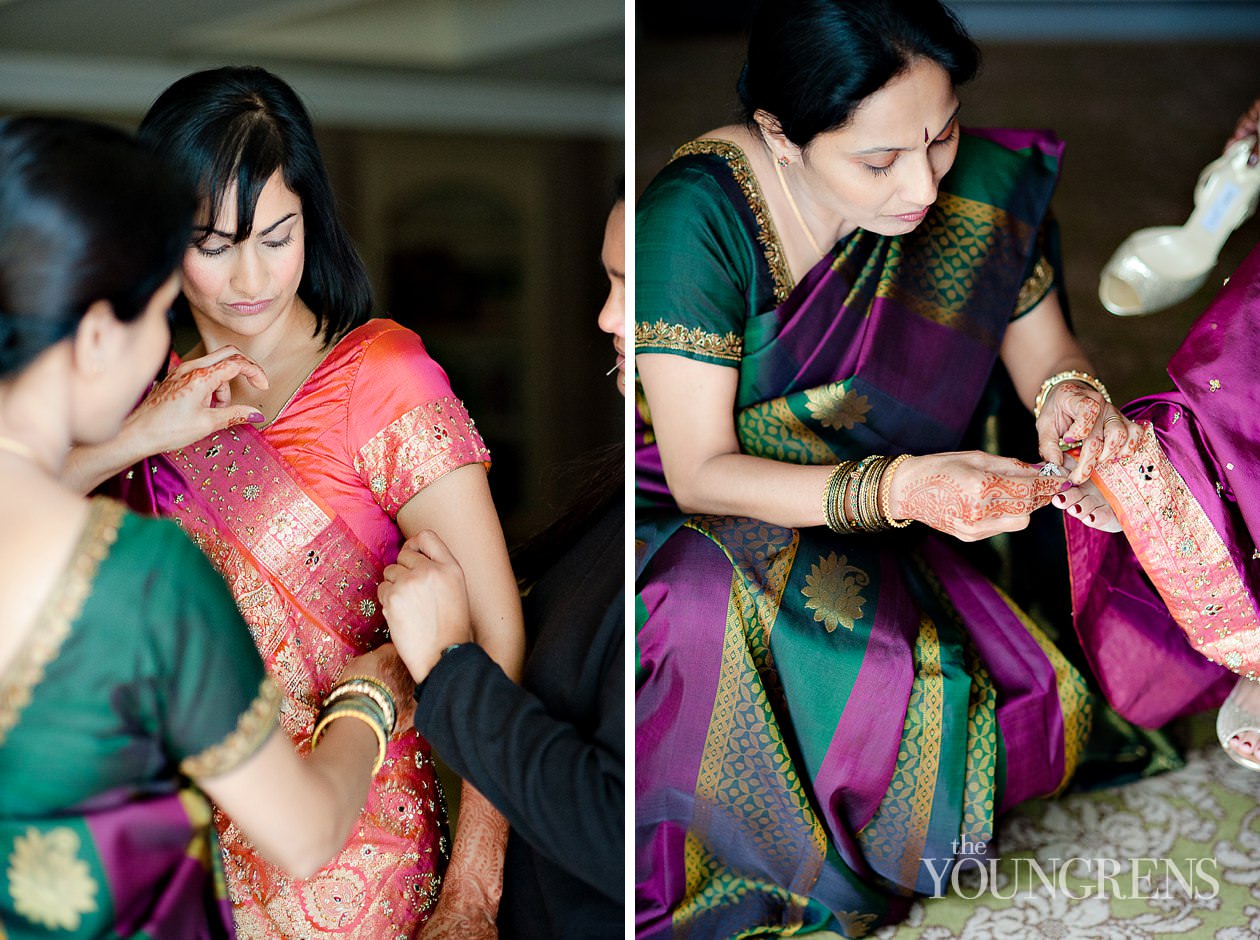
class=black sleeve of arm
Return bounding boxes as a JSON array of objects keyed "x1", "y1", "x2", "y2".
[{"x1": 413, "y1": 614, "x2": 624, "y2": 901}]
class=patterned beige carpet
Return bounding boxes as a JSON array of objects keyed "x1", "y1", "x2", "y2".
[{"x1": 865, "y1": 714, "x2": 1260, "y2": 939}]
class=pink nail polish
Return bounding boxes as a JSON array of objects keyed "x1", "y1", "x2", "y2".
[{"x1": 248, "y1": 411, "x2": 265, "y2": 423}]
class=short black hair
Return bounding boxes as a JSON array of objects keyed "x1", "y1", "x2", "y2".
[
  {"x1": 137, "y1": 66, "x2": 373, "y2": 343},
  {"x1": 738, "y1": 0, "x2": 980, "y2": 148},
  {"x1": 0, "y1": 115, "x2": 193, "y2": 377}
]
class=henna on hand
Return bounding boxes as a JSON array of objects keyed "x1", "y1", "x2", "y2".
[
  {"x1": 422, "y1": 784, "x2": 507, "y2": 939},
  {"x1": 892, "y1": 455, "x2": 1060, "y2": 541}
]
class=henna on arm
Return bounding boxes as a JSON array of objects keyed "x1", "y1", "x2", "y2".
[{"x1": 421, "y1": 783, "x2": 508, "y2": 939}]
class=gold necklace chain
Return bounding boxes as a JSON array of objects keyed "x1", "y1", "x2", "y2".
[{"x1": 770, "y1": 146, "x2": 826, "y2": 258}]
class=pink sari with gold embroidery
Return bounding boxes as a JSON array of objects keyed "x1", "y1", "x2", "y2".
[
  {"x1": 1068, "y1": 246, "x2": 1260, "y2": 728},
  {"x1": 122, "y1": 318, "x2": 491, "y2": 938}
]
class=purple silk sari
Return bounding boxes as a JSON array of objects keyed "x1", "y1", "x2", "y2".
[
  {"x1": 635, "y1": 131, "x2": 1095, "y2": 937},
  {"x1": 1067, "y1": 244, "x2": 1260, "y2": 726}
]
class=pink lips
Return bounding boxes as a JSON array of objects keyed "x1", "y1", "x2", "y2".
[
  {"x1": 893, "y1": 208, "x2": 929, "y2": 224},
  {"x1": 228, "y1": 299, "x2": 272, "y2": 315}
]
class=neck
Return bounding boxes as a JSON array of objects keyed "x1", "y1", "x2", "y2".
[{"x1": 190, "y1": 299, "x2": 323, "y2": 369}]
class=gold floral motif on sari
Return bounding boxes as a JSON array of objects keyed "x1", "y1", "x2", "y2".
[
  {"x1": 355, "y1": 396, "x2": 490, "y2": 516},
  {"x1": 0, "y1": 498, "x2": 122, "y2": 746},
  {"x1": 801, "y1": 553, "x2": 870, "y2": 633},
  {"x1": 8, "y1": 827, "x2": 98, "y2": 930},
  {"x1": 804, "y1": 383, "x2": 872, "y2": 431}
]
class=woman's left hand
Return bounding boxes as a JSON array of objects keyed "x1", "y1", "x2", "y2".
[
  {"x1": 1036, "y1": 380, "x2": 1143, "y2": 484},
  {"x1": 378, "y1": 530, "x2": 474, "y2": 683}
]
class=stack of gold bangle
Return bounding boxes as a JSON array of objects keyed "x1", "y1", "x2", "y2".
[
  {"x1": 1032, "y1": 370, "x2": 1111, "y2": 420},
  {"x1": 821, "y1": 454, "x2": 913, "y2": 534},
  {"x1": 310, "y1": 674, "x2": 398, "y2": 775}
]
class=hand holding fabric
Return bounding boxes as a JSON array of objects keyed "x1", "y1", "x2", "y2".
[
  {"x1": 125, "y1": 345, "x2": 269, "y2": 455},
  {"x1": 378, "y1": 529, "x2": 474, "y2": 682},
  {"x1": 887, "y1": 451, "x2": 1062, "y2": 542},
  {"x1": 1035, "y1": 380, "x2": 1143, "y2": 483}
]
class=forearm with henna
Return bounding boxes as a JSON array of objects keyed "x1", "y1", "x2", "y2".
[{"x1": 422, "y1": 783, "x2": 507, "y2": 938}]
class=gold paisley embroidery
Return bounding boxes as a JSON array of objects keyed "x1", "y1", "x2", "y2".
[
  {"x1": 180, "y1": 677, "x2": 281, "y2": 779},
  {"x1": 671, "y1": 138, "x2": 793, "y2": 303},
  {"x1": 8, "y1": 827, "x2": 98, "y2": 930},
  {"x1": 804, "y1": 383, "x2": 871, "y2": 431},
  {"x1": 1015, "y1": 254, "x2": 1055, "y2": 316},
  {"x1": 633, "y1": 319, "x2": 743, "y2": 362},
  {"x1": 737, "y1": 397, "x2": 838, "y2": 465},
  {"x1": 0, "y1": 498, "x2": 122, "y2": 746},
  {"x1": 801, "y1": 552, "x2": 869, "y2": 633}
]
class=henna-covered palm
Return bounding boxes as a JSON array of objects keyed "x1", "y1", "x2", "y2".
[{"x1": 890, "y1": 452, "x2": 1062, "y2": 542}]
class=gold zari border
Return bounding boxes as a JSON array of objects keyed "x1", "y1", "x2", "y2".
[
  {"x1": 0, "y1": 498, "x2": 123, "y2": 746},
  {"x1": 635, "y1": 319, "x2": 743, "y2": 363},
  {"x1": 180, "y1": 677, "x2": 282, "y2": 779},
  {"x1": 671, "y1": 138, "x2": 794, "y2": 304},
  {"x1": 1015, "y1": 254, "x2": 1055, "y2": 317}
]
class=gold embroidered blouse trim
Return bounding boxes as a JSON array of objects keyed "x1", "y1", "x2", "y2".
[
  {"x1": 180, "y1": 676, "x2": 282, "y2": 779},
  {"x1": 0, "y1": 498, "x2": 123, "y2": 746},
  {"x1": 671, "y1": 139, "x2": 793, "y2": 302},
  {"x1": 634, "y1": 319, "x2": 744, "y2": 362}
]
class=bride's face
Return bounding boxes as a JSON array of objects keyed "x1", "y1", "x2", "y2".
[{"x1": 792, "y1": 57, "x2": 960, "y2": 237}]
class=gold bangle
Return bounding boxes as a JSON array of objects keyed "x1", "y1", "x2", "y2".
[
  {"x1": 858, "y1": 456, "x2": 887, "y2": 532},
  {"x1": 1033, "y1": 370, "x2": 1112, "y2": 419},
  {"x1": 325, "y1": 676, "x2": 398, "y2": 736},
  {"x1": 311, "y1": 700, "x2": 388, "y2": 775},
  {"x1": 824, "y1": 461, "x2": 857, "y2": 534},
  {"x1": 879, "y1": 454, "x2": 914, "y2": 528}
]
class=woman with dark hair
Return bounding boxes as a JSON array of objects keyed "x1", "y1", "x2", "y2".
[
  {"x1": 635, "y1": 0, "x2": 1147, "y2": 935},
  {"x1": 0, "y1": 114, "x2": 416, "y2": 939},
  {"x1": 65, "y1": 67, "x2": 524, "y2": 938}
]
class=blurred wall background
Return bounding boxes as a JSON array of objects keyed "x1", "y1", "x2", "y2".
[
  {"x1": 0, "y1": 0, "x2": 625, "y2": 543},
  {"x1": 637, "y1": 0, "x2": 1260, "y2": 408}
]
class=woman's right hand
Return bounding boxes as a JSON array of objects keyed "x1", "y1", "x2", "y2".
[
  {"x1": 887, "y1": 451, "x2": 1063, "y2": 541},
  {"x1": 122, "y1": 346, "x2": 269, "y2": 456}
]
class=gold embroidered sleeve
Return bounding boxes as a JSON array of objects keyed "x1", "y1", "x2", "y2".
[
  {"x1": 635, "y1": 319, "x2": 743, "y2": 365},
  {"x1": 355, "y1": 396, "x2": 492, "y2": 516},
  {"x1": 180, "y1": 677, "x2": 281, "y2": 780},
  {"x1": 1013, "y1": 254, "x2": 1055, "y2": 319}
]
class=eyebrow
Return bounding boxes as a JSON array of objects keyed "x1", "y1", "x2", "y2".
[
  {"x1": 194, "y1": 212, "x2": 298, "y2": 239},
  {"x1": 851, "y1": 104, "x2": 962, "y2": 156}
]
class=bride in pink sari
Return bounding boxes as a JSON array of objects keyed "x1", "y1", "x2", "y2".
[{"x1": 67, "y1": 67, "x2": 523, "y2": 938}]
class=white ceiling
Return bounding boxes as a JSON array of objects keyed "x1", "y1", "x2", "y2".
[{"x1": 0, "y1": 0, "x2": 625, "y2": 136}]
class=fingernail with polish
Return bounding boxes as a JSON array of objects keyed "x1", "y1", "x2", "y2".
[{"x1": 248, "y1": 411, "x2": 265, "y2": 423}]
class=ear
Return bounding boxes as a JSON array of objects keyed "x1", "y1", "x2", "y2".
[
  {"x1": 72, "y1": 300, "x2": 122, "y2": 379},
  {"x1": 753, "y1": 110, "x2": 800, "y2": 163}
]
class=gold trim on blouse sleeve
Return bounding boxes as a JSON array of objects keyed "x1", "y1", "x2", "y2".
[
  {"x1": 634, "y1": 319, "x2": 743, "y2": 363},
  {"x1": 180, "y1": 677, "x2": 281, "y2": 780},
  {"x1": 670, "y1": 138, "x2": 794, "y2": 304},
  {"x1": 1014, "y1": 254, "x2": 1055, "y2": 318}
]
